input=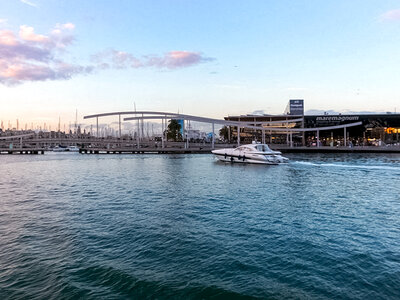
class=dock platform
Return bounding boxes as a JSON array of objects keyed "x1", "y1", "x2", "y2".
[
  {"x1": 2, "y1": 145, "x2": 398, "y2": 155},
  {"x1": 0, "y1": 148, "x2": 45, "y2": 155},
  {"x1": 79, "y1": 147, "x2": 213, "y2": 154},
  {"x1": 78, "y1": 145, "x2": 400, "y2": 154}
]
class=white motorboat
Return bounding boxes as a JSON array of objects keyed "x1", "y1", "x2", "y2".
[
  {"x1": 52, "y1": 145, "x2": 79, "y2": 152},
  {"x1": 212, "y1": 143, "x2": 288, "y2": 165},
  {"x1": 52, "y1": 145, "x2": 66, "y2": 152},
  {"x1": 67, "y1": 145, "x2": 80, "y2": 152}
]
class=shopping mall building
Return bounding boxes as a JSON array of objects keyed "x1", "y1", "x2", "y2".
[{"x1": 224, "y1": 100, "x2": 400, "y2": 146}]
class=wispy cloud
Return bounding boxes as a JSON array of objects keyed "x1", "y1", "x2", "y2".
[
  {"x1": 0, "y1": 23, "x2": 93, "y2": 85},
  {"x1": 0, "y1": 19, "x2": 7, "y2": 24},
  {"x1": 305, "y1": 109, "x2": 386, "y2": 115},
  {"x1": 379, "y1": 9, "x2": 400, "y2": 21},
  {"x1": 251, "y1": 110, "x2": 267, "y2": 115},
  {"x1": 20, "y1": 0, "x2": 37, "y2": 7},
  {"x1": 146, "y1": 51, "x2": 214, "y2": 69},
  {"x1": 92, "y1": 49, "x2": 214, "y2": 70},
  {"x1": 286, "y1": 87, "x2": 309, "y2": 91}
]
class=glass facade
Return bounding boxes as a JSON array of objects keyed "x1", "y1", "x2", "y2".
[{"x1": 224, "y1": 113, "x2": 400, "y2": 146}]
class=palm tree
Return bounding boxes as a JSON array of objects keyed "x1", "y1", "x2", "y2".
[
  {"x1": 166, "y1": 119, "x2": 182, "y2": 141},
  {"x1": 219, "y1": 126, "x2": 229, "y2": 142}
]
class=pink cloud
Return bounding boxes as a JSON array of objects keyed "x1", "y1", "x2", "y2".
[
  {"x1": 0, "y1": 30, "x2": 18, "y2": 46},
  {"x1": 49, "y1": 23, "x2": 75, "y2": 48},
  {"x1": 1, "y1": 24, "x2": 214, "y2": 86},
  {"x1": 62, "y1": 23, "x2": 75, "y2": 30},
  {"x1": 380, "y1": 9, "x2": 400, "y2": 21},
  {"x1": 0, "y1": 23, "x2": 91, "y2": 85},
  {"x1": 108, "y1": 49, "x2": 143, "y2": 69},
  {"x1": 147, "y1": 51, "x2": 212, "y2": 69},
  {"x1": 19, "y1": 25, "x2": 49, "y2": 42},
  {"x1": 92, "y1": 49, "x2": 214, "y2": 70}
]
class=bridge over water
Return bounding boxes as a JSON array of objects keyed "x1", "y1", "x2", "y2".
[{"x1": 84, "y1": 110, "x2": 363, "y2": 149}]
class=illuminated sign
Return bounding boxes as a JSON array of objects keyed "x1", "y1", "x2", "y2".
[
  {"x1": 316, "y1": 116, "x2": 360, "y2": 122},
  {"x1": 386, "y1": 127, "x2": 399, "y2": 134},
  {"x1": 289, "y1": 99, "x2": 304, "y2": 115}
]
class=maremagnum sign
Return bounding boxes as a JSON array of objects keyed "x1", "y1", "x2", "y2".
[
  {"x1": 306, "y1": 115, "x2": 361, "y2": 127},
  {"x1": 315, "y1": 116, "x2": 360, "y2": 122},
  {"x1": 306, "y1": 114, "x2": 400, "y2": 129}
]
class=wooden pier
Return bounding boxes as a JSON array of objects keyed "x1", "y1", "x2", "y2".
[
  {"x1": 78, "y1": 145, "x2": 400, "y2": 154},
  {"x1": 79, "y1": 147, "x2": 212, "y2": 154},
  {"x1": 1, "y1": 145, "x2": 399, "y2": 155},
  {"x1": 0, "y1": 148, "x2": 45, "y2": 155}
]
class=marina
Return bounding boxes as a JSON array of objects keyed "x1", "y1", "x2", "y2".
[{"x1": 2, "y1": 107, "x2": 399, "y2": 155}]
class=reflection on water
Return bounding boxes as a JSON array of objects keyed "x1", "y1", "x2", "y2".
[{"x1": 0, "y1": 152, "x2": 400, "y2": 299}]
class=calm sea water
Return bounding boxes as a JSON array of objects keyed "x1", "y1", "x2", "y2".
[{"x1": 1, "y1": 152, "x2": 400, "y2": 299}]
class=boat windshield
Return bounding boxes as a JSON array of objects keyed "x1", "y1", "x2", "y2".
[
  {"x1": 235, "y1": 144, "x2": 272, "y2": 152},
  {"x1": 256, "y1": 144, "x2": 271, "y2": 152},
  {"x1": 235, "y1": 146, "x2": 254, "y2": 152}
]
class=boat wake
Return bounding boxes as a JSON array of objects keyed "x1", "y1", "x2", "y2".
[{"x1": 292, "y1": 161, "x2": 400, "y2": 171}]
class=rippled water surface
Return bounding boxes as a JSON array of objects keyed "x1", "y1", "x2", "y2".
[{"x1": 1, "y1": 152, "x2": 400, "y2": 299}]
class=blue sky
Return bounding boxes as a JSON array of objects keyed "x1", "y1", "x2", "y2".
[{"x1": 1, "y1": 0, "x2": 400, "y2": 129}]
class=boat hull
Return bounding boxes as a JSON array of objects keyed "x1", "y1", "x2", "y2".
[{"x1": 212, "y1": 150, "x2": 288, "y2": 165}]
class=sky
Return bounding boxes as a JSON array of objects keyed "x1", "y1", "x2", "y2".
[{"x1": 1, "y1": 0, "x2": 400, "y2": 130}]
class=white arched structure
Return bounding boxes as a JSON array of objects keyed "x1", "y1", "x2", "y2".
[{"x1": 84, "y1": 111, "x2": 362, "y2": 148}]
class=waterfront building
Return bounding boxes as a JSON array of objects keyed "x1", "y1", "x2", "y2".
[{"x1": 225, "y1": 100, "x2": 400, "y2": 146}]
